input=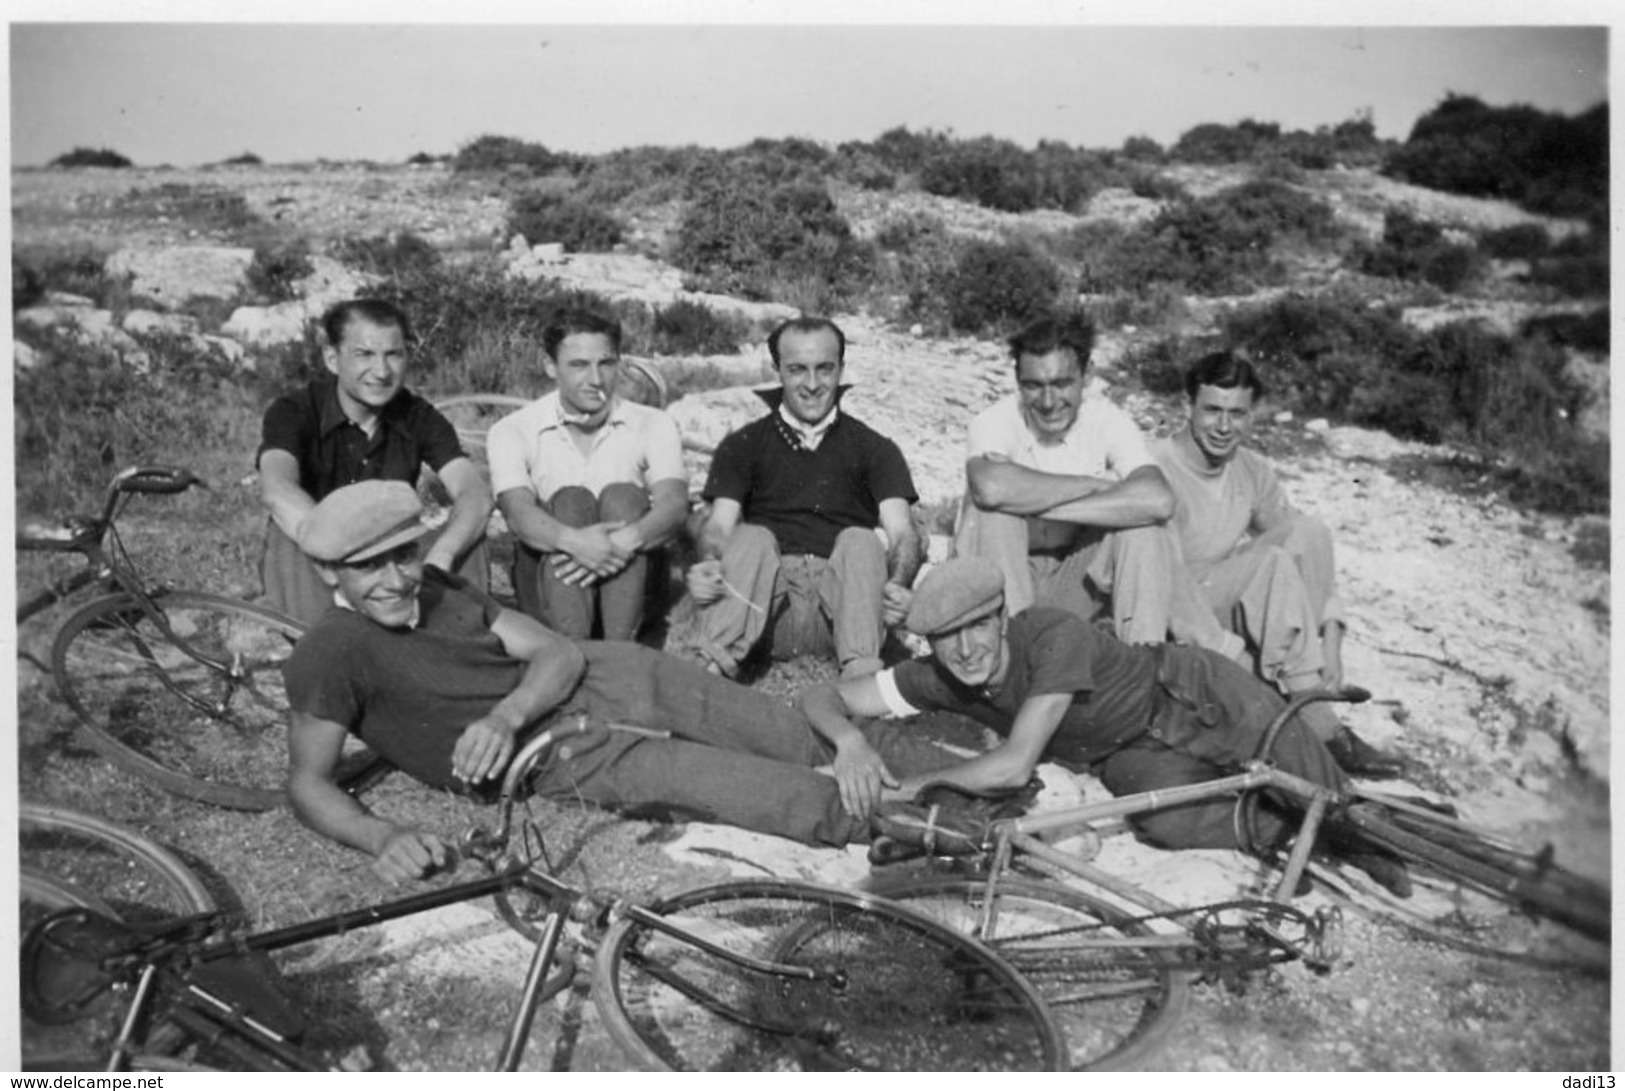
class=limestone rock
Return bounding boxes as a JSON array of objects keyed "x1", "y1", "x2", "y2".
[
  {"x1": 223, "y1": 302, "x2": 312, "y2": 347},
  {"x1": 295, "y1": 255, "x2": 373, "y2": 311},
  {"x1": 122, "y1": 309, "x2": 202, "y2": 338},
  {"x1": 14, "y1": 339, "x2": 39, "y2": 370},
  {"x1": 105, "y1": 246, "x2": 255, "y2": 305}
]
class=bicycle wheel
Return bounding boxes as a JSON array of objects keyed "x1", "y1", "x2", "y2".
[
  {"x1": 52, "y1": 590, "x2": 311, "y2": 809},
  {"x1": 592, "y1": 879, "x2": 1066, "y2": 1072},
  {"x1": 1343, "y1": 803, "x2": 1611, "y2": 943},
  {"x1": 431, "y1": 393, "x2": 530, "y2": 460},
  {"x1": 19, "y1": 803, "x2": 215, "y2": 1070},
  {"x1": 876, "y1": 875, "x2": 1191, "y2": 1071}
]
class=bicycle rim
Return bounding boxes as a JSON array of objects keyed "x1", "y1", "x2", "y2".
[
  {"x1": 1344, "y1": 804, "x2": 1612, "y2": 943},
  {"x1": 875, "y1": 875, "x2": 1191, "y2": 1070},
  {"x1": 592, "y1": 879, "x2": 1066, "y2": 1071},
  {"x1": 19, "y1": 803, "x2": 215, "y2": 1069},
  {"x1": 53, "y1": 591, "x2": 317, "y2": 809}
]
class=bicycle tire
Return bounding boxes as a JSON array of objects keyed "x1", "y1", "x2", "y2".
[
  {"x1": 52, "y1": 590, "x2": 316, "y2": 809},
  {"x1": 19, "y1": 803, "x2": 215, "y2": 1071},
  {"x1": 874, "y1": 875, "x2": 1191, "y2": 1071},
  {"x1": 1343, "y1": 803, "x2": 1611, "y2": 943},
  {"x1": 592, "y1": 879, "x2": 1067, "y2": 1071}
]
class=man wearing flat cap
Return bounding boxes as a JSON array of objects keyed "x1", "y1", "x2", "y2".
[
  {"x1": 799, "y1": 556, "x2": 1414, "y2": 895},
  {"x1": 285, "y1": 480, "x2": 917, "y2": 883}
]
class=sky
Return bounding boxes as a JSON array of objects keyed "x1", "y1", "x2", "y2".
[{"x1": 5, "y1": 2, "x2": 1613, "y2": 168}]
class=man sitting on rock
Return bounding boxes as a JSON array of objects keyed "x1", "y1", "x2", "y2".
[
  {"x1": 1152, "y1": 351, "x2": 1402, "y2": 779},
  {"x1": 256, "y1": 298, "x2": 492, "y2": 626},
  {"x1": 685, "y1": 316, "x2": 921, "y2": 680},
  {"x1": 798, "y1": 557, "x2": 1413, "y2": 895},
  {"x1": 953, "y1": 312, "x2": 1225, "y2": 653},
  {"x1": 285, "y1": 481, "x2": 916, "y2": 883},
  {"x1": 487, "y1": 308, "x2": 688, "y2": 641}
]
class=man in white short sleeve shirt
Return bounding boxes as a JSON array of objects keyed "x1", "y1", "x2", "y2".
[
  {"x1": 955, "y1": 313, "x2": 1236, "y2": 654},
  {"x1": 487, "y1": 309, "x2": 688, "y2": 641}
]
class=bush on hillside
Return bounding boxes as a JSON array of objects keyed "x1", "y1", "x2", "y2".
[
  {"x1": 406, "y1": 151, "x2": 445, "y2": 166},
  {"x1": 939, "y1": 240, "x2": 1062, "y2": 335},
  {"x1": 917, "y1": 137, "x2": 1112, "y2": 213},
  {"x1": 331, "y1": 232, "x2": 441, "y2": 279},
  {"x1": 12, "y1": 247, "x2": 112, "y2": 308},
  {"x1": 1169, "y1": 113, "x2": 1388, "y2": 170},
  {"x1": 1120, "y1": 135, "x2": 1165, "y2": 162},
  {"x1": 1076, "y1": 180, "x2": 1340, "y2": 296},
  {"x1": 673, "y1": 165, "x2": 875, "y2": 311},
  {"x1": 245, "y1": 239, "x2": 315, "y2": 303},
  {"x1": 1383, "y1": 95, "x2": 1607, "y2": 218},
  {"x1": 220, "y1": 152, "x2": 263, "y2": 166},
  {"x1": 50, "y1": 147, "x2": 133, "y2": 168},
  {"x1": 453, "y1": 134, "x2": 576, "y2": 175},
  {"x1": 1208, "y1": 292, "x2": 1606, "y2": 513},
  {"x1": 1478, "y1": 223, "x2": 1551, "y2": 261},
  {"x1": 1520, "y1": 308, "x2": 1609, "y2": 354},
  {"x1": 1356, "y1": 210, "x2": 1481, "y2": 292},
  {"x1": 651, "y1": 299, "x2": 747, "y2": 356},
  {"x1": 508, "y1": 192, "x2": 624, "y2": 252}
]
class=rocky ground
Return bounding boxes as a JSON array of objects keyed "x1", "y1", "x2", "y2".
[{"x1": 11, "y1": 162, "x2": 1612, "y2": 1071}]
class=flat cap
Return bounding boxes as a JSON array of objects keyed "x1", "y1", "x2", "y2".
[
  {"x1": 297, "y1": 480, "x2": 433, "y2": 564},
  {"x1": 906, "y1": 557, "x2": 1006, "y2": 637}
]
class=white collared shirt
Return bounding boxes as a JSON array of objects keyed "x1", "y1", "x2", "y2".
[
  {"x1": 487, "y1": 391, "x2": 687, "y2": 502},
  {"x1": 777, "y1": 402, "x2": 839, "y2": 451},
  {"x1": 966, "y1": 393, "x2": 1153, "y2": 478}
]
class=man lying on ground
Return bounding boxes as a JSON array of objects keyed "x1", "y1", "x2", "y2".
[
  {"x1": 798, "y1": 556, "x2": 1414, "y2": 896},
  {"x1": 284, "y1": 480, "x2": 941, "y2": 883}
]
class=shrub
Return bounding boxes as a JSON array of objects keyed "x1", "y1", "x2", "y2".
[
  {"x1": 220, "y1": 152, "x2": 263, "y2": 166},
  {"x1": 939, "y1": 240, "x2": 1062, "y2": 336},
  {"x1": 1128, "y1": 170, "x2": 1186, "y2": 201},
  {"x1": 245, "y1": 239, "x2": 315, "y2": 303},
  {"x1": 12, "y1": 246, "x2": 111, "y2": 306},
  {"x1": 1520, "y1": 308, "x2": 1609, "y2": 354},
  {"x1": 332, "y1": 232, "x2": 441, "y2": 278},
  {"x1": 651, "y1": 300, "x2": 747, "y2": 356},
  {"x1": 507, "y1": 192, "x2": 623, "y2": 252},
  {"x1": 406, "y1": 151, "x2": 443, "y2": 166},
  {"x1": 1530, "y1": 255, "x2": 1610, "y2": 299},
  {"x1": 452, "y1": 134, "x2": 575, "y2": 175},
  {"x1": 50, "y1": 146, "x2": 132, "y2": 168},
  {"x1": 1120, "y1": 135, "x2": 1165, "y2": 162},
  {"x1": 1358, "y1": 209, "x2": 1481, "y2": 292},
  {"x1": 1479, "y1": 223, "x2": 1551, "y2": 261},
  {"x1": 1383, "y1": 95, "x2": 1607, "y2": 218},
  {"x1": 918, "y1": 136, "x2": 1108, "y2": 213},
  {"x1": 1170, "y1": 119, "x2": 1281, "y2": 164},
  {"x1": 673, "y1": 165, "x2": 875, "y2": 309}
]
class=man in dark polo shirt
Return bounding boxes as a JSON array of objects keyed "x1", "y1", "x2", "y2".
[
  {"x1": 799, "y1": 556, "x2": 1413, "y2": 895},
  {"x1": 685, "y1": 316, "x2": 921, "y2": 680},
  {"x1": 256, "y1": 298, "x2": 493, "y2": 626},
  {"x1": 285, "y1": 480, "x2": 922, "y2": 883}
]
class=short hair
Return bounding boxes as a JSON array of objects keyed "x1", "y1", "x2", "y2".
[
  {"x1": 1183, "y1": 350, "x2": 1266, "y2": 401},
  {"x1": 542, "y1": 308, "x2": 623, "y2": 360},
  {"x1": 321, "y1": 299, "x2": 414, "y2": 348},
  {"x1": 767, "y1": 316, "x2": 846, "y2": 367},
  {"x1": 1007, "y1": 313, "x2": 1097, "y2": 373}
]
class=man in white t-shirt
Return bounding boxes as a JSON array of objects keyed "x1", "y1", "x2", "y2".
[
  {"x1": 487, "y1": 309, "x2": 688, "y2": 641},
  {"x1": 954, "y1": 313, "x2": 1230, "y2": 651}
]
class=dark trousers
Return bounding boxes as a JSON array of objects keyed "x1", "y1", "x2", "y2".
[{"x1": 515, "y1": 483, "x2": 650, "y2": 641}]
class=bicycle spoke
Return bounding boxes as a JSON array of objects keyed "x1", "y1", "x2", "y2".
[
  {"x1": 53, "y1": 592, "x2": 316, "y2": 809},
  {"x1": 593, "y1": 881, "x2": 1063, "y2": 1071}
]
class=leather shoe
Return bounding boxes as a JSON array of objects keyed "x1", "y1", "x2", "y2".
[{"x1": 1326, "y1": 728, "x2": 1406, "y2": 780}]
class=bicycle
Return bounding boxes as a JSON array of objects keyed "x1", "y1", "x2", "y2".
[
  {"x1": 19, "y1": 720, "x2": 1069, "y2": 1072},
  {"x1": 867, "y1": 687, "x2": 1611, "y2": 1070},
  {"x1": 15, "y1": 464, "x2": 365, "y2": 810}
]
